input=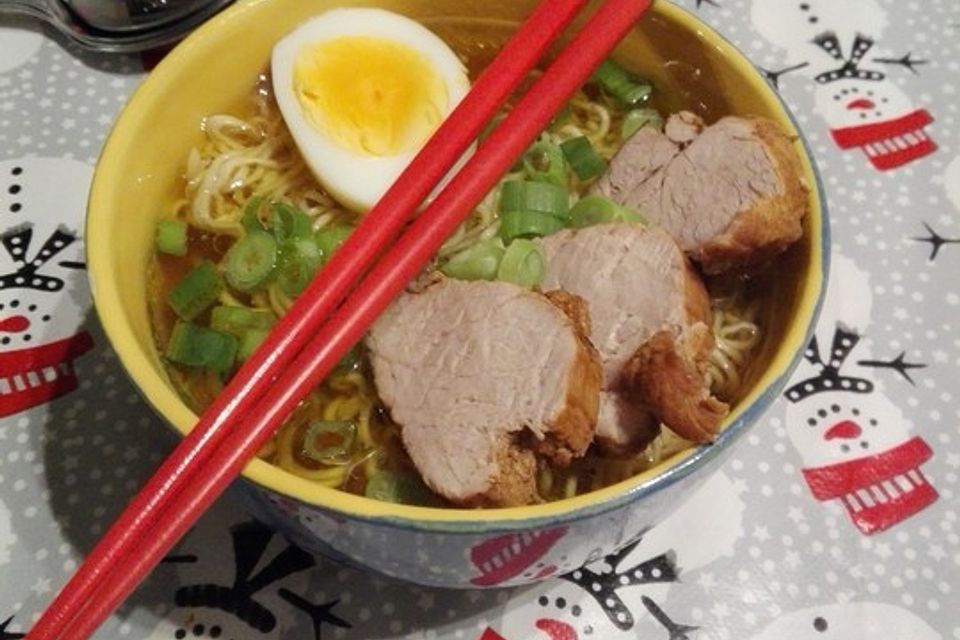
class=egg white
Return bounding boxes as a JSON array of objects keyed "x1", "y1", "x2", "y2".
[{"x1": 271, "y1": 8, "x2": 471, "y2": 213}]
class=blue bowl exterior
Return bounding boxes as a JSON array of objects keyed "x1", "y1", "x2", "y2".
[
  {"x1": 225, "y1": 2, "x2": 832, "y2": 589},
  {"x1": 232, "y1": 455, "x2": 716, "y2": 588}
]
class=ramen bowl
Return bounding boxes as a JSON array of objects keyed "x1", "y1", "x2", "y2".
[{"x1": 87, "y1": 0, "x2": 828, "y2": 588}]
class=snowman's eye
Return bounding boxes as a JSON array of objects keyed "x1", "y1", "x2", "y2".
[
  {"x1": 813, "y1": 616, "x2": 828, "y2": 632},
  {"x1": 830, "y1": 404, "x2": 840, "y2": 413}
]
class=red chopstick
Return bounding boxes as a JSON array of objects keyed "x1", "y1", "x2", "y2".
[
  {"x1": 26, "y1": 2, "x2": 585, "y2": 639},
  {"x1": 36, "y1": 0, "x2": 653, "y2": 637}
]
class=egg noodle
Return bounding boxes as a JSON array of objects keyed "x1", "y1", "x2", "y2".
[{"x1": 164, "y1": 77, "x2": 761, "y2": 502}]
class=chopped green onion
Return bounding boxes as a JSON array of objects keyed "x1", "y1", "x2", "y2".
[
  {"x1": 302, "y1": 420, "x2": 357, "y2": 466},
  {"x1": 315, "y1": 224, "x2": 353, "y2": 262},
  {"x1": 479, "y1": 113, "x2": 505, "y2": 144},
  {"x1": 522, "y1": 141, "x2": 567, "y2": 186},
  {"x1": 550, "y1": 103, "x2": 573, "y2": 128},
  {"x1": 241, "y1": 196, "x2": 268, "y2": 233},
  {"x1": 165, "y1": 321, "x2": 238, "y2": 373},
  {"x1": 499, "y1": 210, "x2": 566, "y2": 242},
  {"x1": 237, "y1": 327, "x2": 270, "y2": 362},
  {"x1": 590, "y1": 59, "x2": 652, "y2": 106},
  {"x1": 570, "y1": 194, "x2": 646, "y2": 228},
  {"x1": 364, "y1": 470, "x2": 440, "y2": 505},
  {"x1": 209, "y1": 305, "x2": 275, "y2": 337},
  {"x1": 167, "y1": 260, "x2": 223, "y2": 321},
  {"x1": 496, "y1": 239, "x2": 546, "y2": 288},
  {"x1": 560, "y1": 136, "x2": 607, "y2": 181},
  {"x1": 499, "y1": 180, "x2": 570, "y2": 220},
  {"x1": 270, "y1": 202, "x2": 313, "y2": 243},
  {"x1": 223, "y1": 231, "x2": 277, "y2": 293},
  {"x1": 155, "y1": 219, "x2": 188, "y2": 256},
  {"x1": 441, "y1": 237, "x2": 506, "y2": 281},
  {"x1": 276, "y1": 238, "x2": 323, "y2": 297},
  {"x1": 621, "y1": 108, "x2": 664, "y2": 138},
  {"x1": 334, "y1": 344, "x2": 363, "y2": 374}
]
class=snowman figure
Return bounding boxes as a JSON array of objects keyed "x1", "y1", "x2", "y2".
[
  {"x1": 145, "y1": 520, "x2": 351, "y2": 640},
  {"x1": 0, "y1": 159, "x2": 94, "y2": 417},
  {"x1": 783, "y1": 255, "x2": 937, "y2": 534},
  {"x1": 0, "y1": 24, "x2": 43, "y2": 75},
  {"x1": 747, "y1": 602, "x2": 940, "y2": 640},
  {"x1": 485, "y1": 471, "x2": 745, "y2": 640},
  {"x1": 751, "y1": 0, "x2": 936, "y2": 171}
]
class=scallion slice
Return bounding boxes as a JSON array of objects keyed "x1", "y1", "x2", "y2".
[
  {"x1": 621, "y1": 107, "x2": 664, "y2": 138},
  {"x1": 590, "y1": 59, "x2": 652, "y2": 106},
  {"x1": 550, "y1": 103, "x2": 573, "y2": 128},
  {"x1": 223, "y1": 231, "x2": 277, "y2": 293},
  {"x1": 241, "y1": 196, "x2": 268, "y2": 233},
  {"x1": 167, "y1": 260, "x2": 223, "y2": 321},
  {"x1": 302, "y1": 420, "x2": 357, "y2": 466},
  {"x1": 560, "y1": 136, "x2": 607, "y2": 181},
  {"x1": 499, "y1": 209, "x2": 566, "y2": 242},
  {"x1": 334, "y1": 344, "x2": 363, "y2": 374},
  {"x1": 155, "y1": 219, "x2": 188, "y2": 256},
  {"x1": 209, "y1": 305, "x2": 275, "y2": 337},
  {"x1": 315, "y1": 224, "x2": 354, "y2": 262},
  {"x1": 522, "y1": 141, "x2": 567, "y2": 186},
  {"x1": 496, "y1": 238, "x2": 546, "y2": 288},
  {"x1": 270, "y1": 202, "x2": 313, "y2": 243},
  {"x1": 570, "y1": 194, "x2": 646, "y2": 228},
  {"x1": 499, "y1": 180, "x2": 570, "y2": 220},
  {"x1": 440, "y1": 237, "x2": 506, "y2": 281},
  {"x1": 165, "y1": 321, "x2": 238, "y2": 373},
  {"x1": 237, "y1": 327, "x2": 270, "y2": 362},
  {"x1": 364, "y1": 470, "x2": 440, "y2": 505},
  {"x1": 276, "y1": 238, "x2": 323, "y2": 297}
]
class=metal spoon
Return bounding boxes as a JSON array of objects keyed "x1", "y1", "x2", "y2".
[{"x1": 0, "y1": 0, "x2": 234, "y2": 52}]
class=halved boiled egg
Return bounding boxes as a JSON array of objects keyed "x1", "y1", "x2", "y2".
[{"x1": 271, "y1": 8, "x2": 471, "y2": 213}]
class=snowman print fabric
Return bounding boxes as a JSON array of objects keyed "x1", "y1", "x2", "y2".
[
  {"x1": 783, "y1": 254, "x2": 937, "y2": 535},
  {"x1": 0, "y1": 158, "x2": 94, "y2": 417},
  {"x1": 751, "y1": 0, "x2": 937, "y2": 171}
]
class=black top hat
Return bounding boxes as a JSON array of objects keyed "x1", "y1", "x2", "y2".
[{"x1": 785, "y1": 325, "x2": 874, "y2": 402}]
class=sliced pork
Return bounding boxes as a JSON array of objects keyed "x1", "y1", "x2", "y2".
[
  {"x1": 539, "y1": 223, "x2": 727, "y2": 448},
  {"x1": 366, "y1": 278, "x2": 602, "y2": 507},
  {"x1": 591, "y1": 112, "x2": 808, "y2": 274}
]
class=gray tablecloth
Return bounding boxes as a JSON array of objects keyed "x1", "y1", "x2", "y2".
[{"x1": 1, "y1": 0, "x2": 958, "y2": 638}]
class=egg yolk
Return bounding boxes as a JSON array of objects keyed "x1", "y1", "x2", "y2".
[{"x1": 293, "y1": 36, "x2": 449, "y2": 157}]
